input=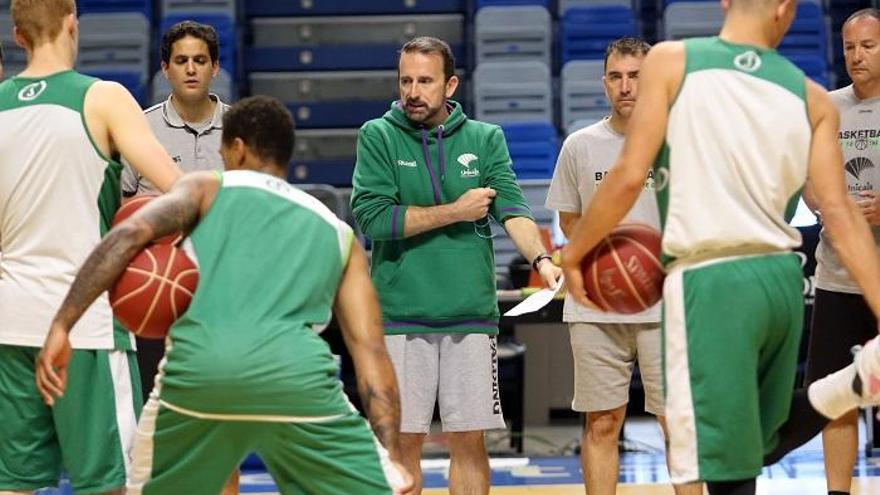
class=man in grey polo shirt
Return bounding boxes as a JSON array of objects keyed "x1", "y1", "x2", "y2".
[
  {"x1": 121, "y1": 19, "x2": 238, "y2": 495},
  {"x1": 122, "y1": 20, "x2": 229, "y2": 197},
  {"x1": 123, "y1": 20, "x2": 230, "y2": 400}
]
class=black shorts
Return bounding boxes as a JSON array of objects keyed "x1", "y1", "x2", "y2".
[
  {"x1": 135, "y1": 336, "x2": 166, "y2": 403},
  {"x1": 804, "y1": 288, "x2": 877, "y2": 385}
]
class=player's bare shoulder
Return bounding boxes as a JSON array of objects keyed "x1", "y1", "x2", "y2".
[
  {"x1": 645, "y1": 41, "x2": 685, "y2": 68},
  {"x1": 176, "y1": 170, "x2": 223, "y2": 215},
  {"x1": 84, "y1": 80, "x2": 139, "y2": 114},
  {"x1": 81, "y1": 80, "x2": 138, "y2": 157},
  {"x1": 640, "y1": 41, "x2": 686, "y2": 96}
]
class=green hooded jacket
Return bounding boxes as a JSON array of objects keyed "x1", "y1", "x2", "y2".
[{"x1": 351, "y1": 100, "x2": 532, "y2": 335}]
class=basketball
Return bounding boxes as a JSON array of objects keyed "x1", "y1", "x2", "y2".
[
  {"x1": 109, "y1": 243, "x2": 199, "y2": 339},
  {"x1": 113, "y1": 195, "x2": 181, "y2": 244},
  {"x1": 582, "y1": 223, "x2": 664, "y2": 314}
]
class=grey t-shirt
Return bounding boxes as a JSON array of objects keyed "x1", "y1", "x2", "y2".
[
  {"x1": 815, "y1": 85, "x2": 880, "y2": 294},
  {"x1": 545, "y1": 118, "x2": 661, "y2": 324},
  {"x1": 121, "y1": 94, "x2": 229, "y2": 196}
]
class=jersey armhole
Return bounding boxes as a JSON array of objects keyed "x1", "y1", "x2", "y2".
[
  {"x1": 669, "y1": 41, "x2": 689, "y2": 108},
  {"x1": 80, "y1": 80, "x2": 119, "y2": 167},
  {"x1": 339, "y1": 225, "x2": 355, "y2": 267}
]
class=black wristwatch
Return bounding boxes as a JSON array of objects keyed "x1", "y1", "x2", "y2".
[{"x1": 531, "y1": 253, "x2": 553, "y2": 272}]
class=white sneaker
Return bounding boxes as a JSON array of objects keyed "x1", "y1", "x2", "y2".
[
  {"x1": 854, "y1": 338, "x2": 880, "y2": 407},
  {"x1": 808, "y1": 337, "x2": 880, "y2": 420}
]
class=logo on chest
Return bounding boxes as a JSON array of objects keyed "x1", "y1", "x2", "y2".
[
  {"x1": 458, "y1": 153, "x2": 480, "y2": 178},
  {"x1": 396, "y1": 159, "x2": 417, "y2": 168},
  {"x1": 845, "y1": 156, "x2": 875, "y2": 180}
]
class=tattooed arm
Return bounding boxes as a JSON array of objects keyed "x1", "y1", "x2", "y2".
[
  {"x1": 334, "y1": 243, "x2": 403, "y2": 454},
  {"x1": 36, "y1": 171, "x2": 219, "y2": 405}
]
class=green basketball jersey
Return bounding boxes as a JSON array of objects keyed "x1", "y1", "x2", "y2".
[
  {"x1": 157, "y1": 170, "x2": 356, "y2": 419},
  {"x1": 654, "y1": 37, "x2": 810, "y2": 266},
  {"x1": 0, "y1": 70, "x2": 130, "y2": 350}
]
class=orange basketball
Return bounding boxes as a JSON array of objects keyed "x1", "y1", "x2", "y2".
[
  {"x1": 113, "y1": 195, "x2": 180, "y2": 244},
  {"x1": 109, "y1": 243, "x2": 199, "y2": 339},
  {"x1": 582, "y1": 224, "x2": 664, "y2": 314}
]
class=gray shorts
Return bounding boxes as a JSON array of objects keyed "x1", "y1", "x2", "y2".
[
  {"x1": 384, "y1": 333, "x2": 507, "y2": 433},
  {"x1": 569, "y1": 322, "x2": 664, "y2": 416}
]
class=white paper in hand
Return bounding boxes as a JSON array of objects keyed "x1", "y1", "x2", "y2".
[{"x1": 503, "y1": 277, "x2": 565, "y2": 317}]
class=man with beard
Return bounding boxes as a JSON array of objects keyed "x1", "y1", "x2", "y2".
[{"x1": 351, "y1": 36, "x2": 561, "y2": 494}]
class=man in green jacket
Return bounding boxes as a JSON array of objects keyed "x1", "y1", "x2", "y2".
[{"x1": 351, "y1": 36, "x2": 561, "y2": 494}]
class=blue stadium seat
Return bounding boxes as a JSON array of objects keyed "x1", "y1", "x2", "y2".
[
  {"x1": 501, "y1": 121, "x2": 559, "y2": 179},
  {"x1": 0, "y1": 14, "x2": 26, "y2": 76},
  {"x1": 474, "y1": 61, "x2": 553, "y2": 124},
  {"x1": 560, "y1": 6, "x2": 637, "y2": 63},
  {"x1": 288, "y1": 160, "x2": 357, "y2": 186},
  {"x1": 788, "y1": 54, "x2": 830, "y2": 89},
  {"x1": 248, "y1": 70, "x2": 433, "y2": 129},
  {"x1": 663, "y1": 0, "x2": 716, "y2": 4},
  {"x1": 475, "y1": 5, "x2": 552, "y2": 65},
  {"x1": 288, "y1": 129, "x2": 359, "y2": 186},
  {"x1": 76, "y1": 13, "x2": 150, "y2": 104},
  {"x1": 475, "y1": 0, "x2": 550, "y2": 8},
  {"x1": 778, "y1": 1, "x2": 829, "y2": 62},
  {"x1": 78, "y1": 0, "x2": 152, "y2": 19},
  {"x1": 162, "y1": 0, "x2": 234, "y2": 18},
  {"x1": 245, "y1": 15, "x2": 464, "y2": 72},
  {"x1": 559, "y1": 0, "x2": 632, "y2": 16},
  {"x1": 561, "y1": 60, "x2": 609, "y2": 129},
  {"x1": 244, "y1": 0, "x2": 465, "y2": 17},
  {"x1": 661, "y1": 2, "x2": 722, "y2": 40}
]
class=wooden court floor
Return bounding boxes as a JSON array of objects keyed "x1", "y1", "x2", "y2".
[
  {"x1": 235, "y1": 450, "x2": 880, "y2": 494},
  {"x1": 424, "y1": 477, "x2": 880, "y2": 494}
]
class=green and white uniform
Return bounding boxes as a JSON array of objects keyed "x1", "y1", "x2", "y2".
[
  {"x1": 654, "y1": 38, "x2": 810, "y2": 483},
  {"x1": 130, "y1": 170, "x2": 399, "y2": 494},
  {"x1": 0, "y1": 71, "x2": 140, "y2": 492}
]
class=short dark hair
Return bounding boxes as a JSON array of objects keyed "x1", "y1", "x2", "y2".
[
  {"x1": 222, "y1": 96, "x2": 295, "y2": 167},
  {"x1": 160, "y1": 20, "x2": 219, "y2": 65},
  {"x1": 400, "y1": 36, "x2": 455, "y2": 81},
  {"x1": 604, "y1": 37, "x2": 651, "y2": 72},
  {"x1": 845, "y1": 8, "x2": 880, "y2": 27}
]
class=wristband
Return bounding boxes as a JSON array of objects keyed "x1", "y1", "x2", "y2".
[{"x1": 531, "y1": 253, "x2": 553, "y2": 272}]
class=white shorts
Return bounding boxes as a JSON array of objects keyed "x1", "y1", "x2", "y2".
[
  {"x1": 385, "y1": 333, "x2": 507, "y2": 433},
  {"x1": 569, "y1": 322, "x2": 664, "y2": 416}
]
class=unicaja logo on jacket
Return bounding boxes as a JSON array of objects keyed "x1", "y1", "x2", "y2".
[{"x1": 457, "y1": 153, "x2": 480, "y2": 178}]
